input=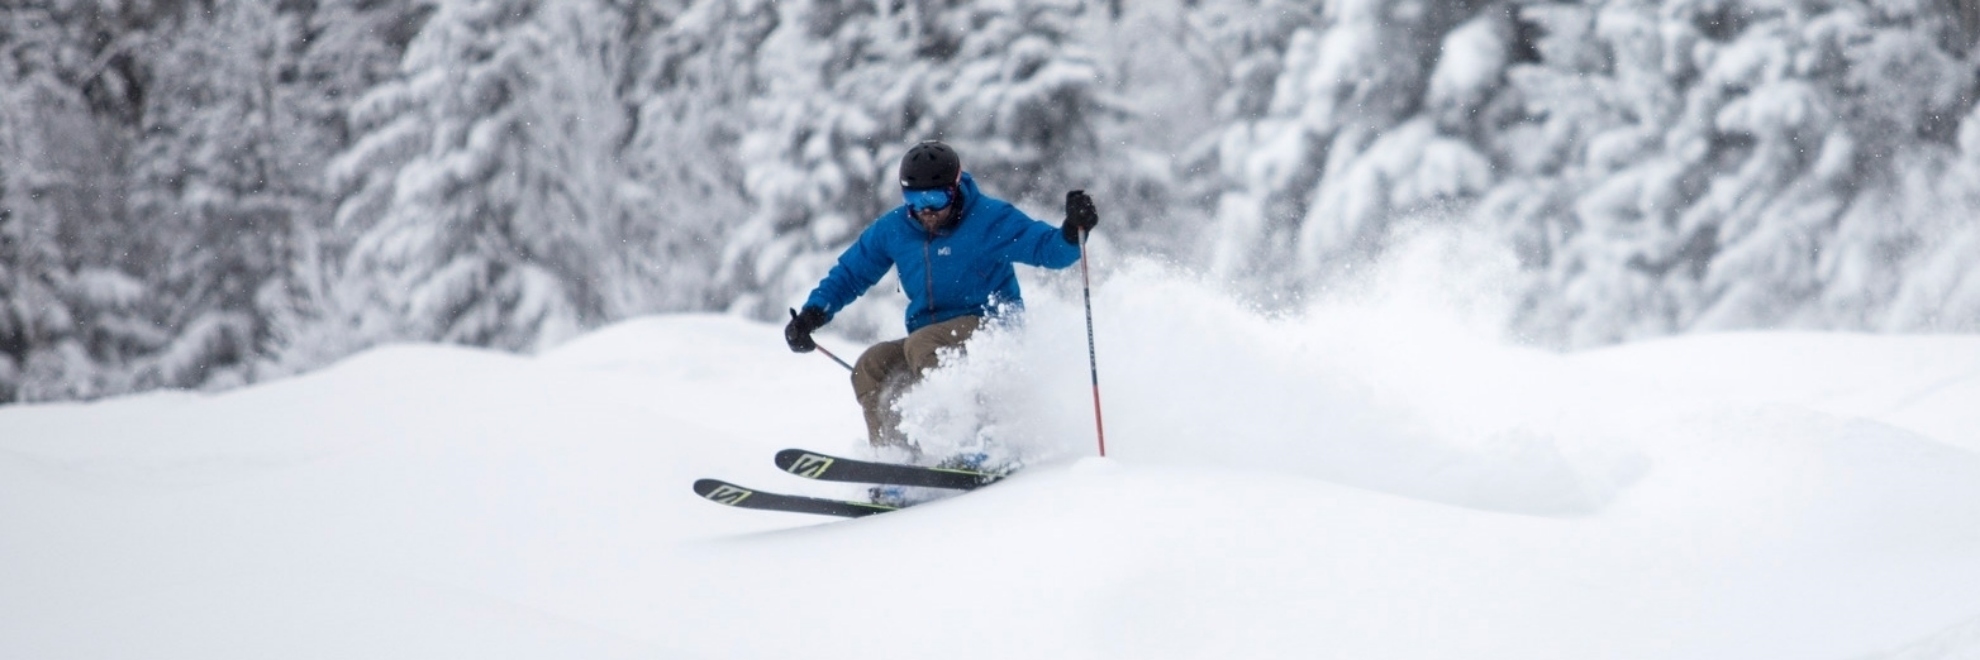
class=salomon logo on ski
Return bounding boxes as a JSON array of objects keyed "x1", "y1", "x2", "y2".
[
  {"x1": 703, "y1": 483, "x2": 753, "y2": 505},
  {"x1": 786, "y1": 453, "x2": 835, "y2": 479}
]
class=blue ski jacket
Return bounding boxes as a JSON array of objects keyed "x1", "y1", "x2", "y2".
[{"x1": 805, "y1": 172, "x2": 1081, "y2": 333}]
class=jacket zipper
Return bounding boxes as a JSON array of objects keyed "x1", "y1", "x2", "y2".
[{"x1": 923, "y1": 233, "x2": 936, "y2": 323}]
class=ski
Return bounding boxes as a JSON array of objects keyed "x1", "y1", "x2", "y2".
[
  {"x1": 692, "y1": 478, "x2": 898, "y2": 518},
  {"x1": 774, "y1": 448, "x2": 1004, "y2": 490}
]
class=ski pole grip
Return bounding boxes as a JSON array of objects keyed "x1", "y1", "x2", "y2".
[{"x1": 790, "y1": 308, "x2": 855, "y2": 372}]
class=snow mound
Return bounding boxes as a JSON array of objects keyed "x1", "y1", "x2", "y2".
[{"x1": 5, "y1": 287, "x2": 1980, "y2": 658}]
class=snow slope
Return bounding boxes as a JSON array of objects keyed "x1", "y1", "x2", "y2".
[{"x1": 4, "y1": 267, "x2": 1980, "y2": 659}]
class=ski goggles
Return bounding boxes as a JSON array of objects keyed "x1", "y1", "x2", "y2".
[{"x1": 903, "y1": 187, "x2": 955, "y2": 213}]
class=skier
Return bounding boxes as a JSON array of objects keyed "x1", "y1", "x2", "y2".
[{"x1": 783, "y1": 139, "x2": 1099, "y2": 457}]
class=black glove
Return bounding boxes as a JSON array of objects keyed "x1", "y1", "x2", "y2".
[
  {"x1": 1061, "y1": 190, "x2": 1098, "y2": 245},
  {"x1": 785, "y1": 307, "x2": 827, "y2": 353}
]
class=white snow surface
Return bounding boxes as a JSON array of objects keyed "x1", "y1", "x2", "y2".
[{"x1": 5, "y1": 265, "x2": 1980, "y2": 659}]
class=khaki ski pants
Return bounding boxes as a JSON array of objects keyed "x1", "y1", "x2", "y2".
[{"x1": 852, "y1": 315, "x2": 981, "y2": 448}]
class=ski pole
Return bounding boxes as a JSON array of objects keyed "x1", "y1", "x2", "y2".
[
  {"x1": 791, "y1": 308, "x2": 854, "y2": 372},
  {"x1": 1079, "y1": 228, "x2": 1107, "y2": 457},
  {"x1": 814, "y1": 343, "x2": 853, "y2": 372}
]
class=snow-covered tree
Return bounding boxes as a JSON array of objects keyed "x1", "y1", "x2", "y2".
[
  {"x1": 1484, "y1": 0, "x2": 1704, "y2": 344},
  {"x1": 1887, "y1": 97, "x2": 1980, "y2": 330},
  {"x1": 260, "y1": 0, "x2": 431, "y2": 373},
  {"x1": 614, "y1": 0, "x2": 773, "y2": 315},
  {"x1": 1076, "y1": 1, "x2": 1227, "y2": 256},
  {"x1": 325, "y1": 0, "x2": 637, "y2": 353},
  {"x1": 124, "y1": 0, "x2": 312, "y2": 390},
  {"x1": 1682, "y1": 0, "x2": 1966, "y2": 332},
  {"x1": 0, "y1": 1, "x2": 174, "y2": 401},
  {"x1": 1201, "y1": 0, "x2": 1490, "y2": 300},
  {"x1": 0, "y1": 61, "x2": 85, "y2": 401},
  {"x1": 1192, "y1": 0, "x2": 1975, "y2": 344},
  {"x1": 1491, "y1": 0, "x2": 1976, "y2": 344}
]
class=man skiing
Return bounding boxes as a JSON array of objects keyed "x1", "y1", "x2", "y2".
[{"x1": 783, "y1": 139, "x2": 1099, "y2": 455}]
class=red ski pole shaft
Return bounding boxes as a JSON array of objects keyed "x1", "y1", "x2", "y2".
[{"x1": 1079, "y1": 228, "x2": 1107, "y2": 457}]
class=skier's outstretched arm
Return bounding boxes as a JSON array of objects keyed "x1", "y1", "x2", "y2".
[
  {"x1": 787, "y1": 222, "x2": 894, "y2": 352},
  {"x1": 1005, "y1": 190, "x2": 1097, "y2": 269}
]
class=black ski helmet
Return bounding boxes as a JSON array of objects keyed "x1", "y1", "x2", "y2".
[{"x1": 899, "y1": 140, "x2": 961, "y2": 189}]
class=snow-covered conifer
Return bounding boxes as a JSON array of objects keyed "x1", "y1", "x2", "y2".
[
  {"x1": 126, "y1": 0, "x2": 307, "y2": 391},
  {"x1": 1479, "y1": 0, "x2": 1974, "y2": 344},
  {"x1": 1204, "y1": 0, "x2": 1486, "y2": 300},
  {"x1": 0, "y1": 3, "x2": 168, "y2": 400},
  {"x1": 327, "y1": 0, "x2": 635, "y2": 352},
  {"x1": 615, "y1": 0, "x2": 773, "y2": 315}
]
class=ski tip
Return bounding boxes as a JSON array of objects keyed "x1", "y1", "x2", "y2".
[
  {"x1": 691, "y1": 478, "x2": 724, "y2": 496},
  {"x1": 847, "y1": 505, "x2": 897, "y2": 517},
  {"x1": 773, "y1": 448, "x2": 828, "y2": 467},
  {"x1": 773, "y1": 448, "x2": 807, "y2": 466},
  {"x1": 775, "y1": 449, "x2": 838, "y2": 478},
  {"x1": 692, "y1": 478, "x2": 753, "y2": 506}
]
